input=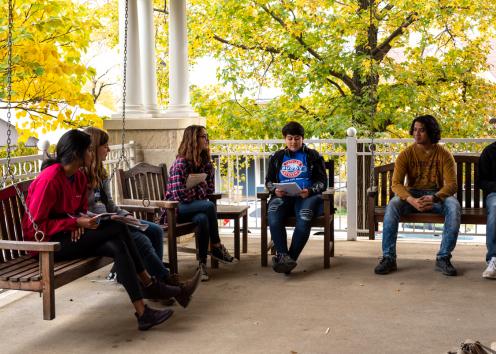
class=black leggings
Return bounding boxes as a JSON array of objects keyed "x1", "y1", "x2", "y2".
[{"x1": 51, "y1": 221, "x2": 145, "y2": 302}]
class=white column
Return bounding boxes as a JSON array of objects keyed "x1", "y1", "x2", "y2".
[
  {"x1": 137, "y1": 0, "x2": 161, "y2": 115},
  {"x1": 117, "y1": 0, "x2": 144, "y2": 115},
  {"x1": 346, "y1": 127, "x2": 358, "y2": 241},
  {"x1": 164, "y1": 0, "x2": 198, "y2": 117}
]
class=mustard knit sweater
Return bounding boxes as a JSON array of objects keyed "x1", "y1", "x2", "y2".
[{"x1": 391, "y1": 144, "x2": 457, "y2": 201}]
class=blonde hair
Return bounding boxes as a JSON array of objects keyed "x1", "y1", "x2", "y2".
[
  {"x1": 177, "y1": 125, "x2": 211, "y2": 167},
  {"x1": 83, "y1": 127, "x2": 109, "y2": 188}
]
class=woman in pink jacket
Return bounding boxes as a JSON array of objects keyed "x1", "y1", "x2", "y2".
[{"x1": 22, "y1": 130, "x2": 174, "y2": 331}]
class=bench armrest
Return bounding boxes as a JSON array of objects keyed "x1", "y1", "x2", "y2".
[
  {"x1": 120, "y1": 198, "x2": 179, "y2": 209},
  {"x1": 322, "y1": 188, "x2": 335, "y2": 200},
  {"x1": 257, "y1": 191, "x2": 270, "y2": 201},
  {"x1": 208, "y1": 193, "x2": 222, "y2": 201},
  {"x1": 118, "y1": 204, "x2": 161, "y2": 214},
  {"x1": 367, "y1": 186, "x2": 378, "y2": 197},
  {"x1": 0, "y1": 240, "x2": 60, "y2": 252}
]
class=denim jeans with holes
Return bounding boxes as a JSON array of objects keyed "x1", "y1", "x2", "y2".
[
  {"x1": 485, "y1": 192, "x2": 496, "y2": 262},
  {"x1": 268, "y1": 194, "x2": 323, "y2": 260},
  {"x1": 382, "y1": 189, "x2": 461, "y2": 260}
]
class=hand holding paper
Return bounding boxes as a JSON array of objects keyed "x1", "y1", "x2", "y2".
[
  {"x1": 273, "y1": 182, "x2": 302, "y2": 196},
  {"x1": 186, "y1": 173, "x2": 207, "y2": 189}
]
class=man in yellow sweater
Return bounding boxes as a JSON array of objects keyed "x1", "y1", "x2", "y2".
[{"x1": 374, "y1": 115, "x2": 461, "y2": 276}]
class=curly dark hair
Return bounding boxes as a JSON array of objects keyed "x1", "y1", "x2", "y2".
[{"x1": 409, "y1": 115, "x2": 441, "y2": 144}]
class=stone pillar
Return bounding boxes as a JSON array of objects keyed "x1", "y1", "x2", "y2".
[
  {"x1": 164, "y1": 0, "x2": 198, "y2": 117},
  {"x1": 106, "y1": 0, "x2": 204, "y2": 167},
  {"x1": 137, "y1": 0, "x2": 161, "y2": 115},
  {"x1": 116, "y1": 0, "x2": 146, "y2": 115}
]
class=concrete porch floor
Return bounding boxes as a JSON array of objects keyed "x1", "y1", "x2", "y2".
[{"x1": 0, "y1": 238, "x2": 495, "y2": 354}]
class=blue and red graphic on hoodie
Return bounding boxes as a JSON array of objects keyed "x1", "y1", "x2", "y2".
[{"x1": 278, "y1": 151, "x2": 311, "y2": 189}]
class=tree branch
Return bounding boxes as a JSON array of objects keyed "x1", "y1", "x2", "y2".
[
  {"x1": 256, "y1": 2, "x2": 358, "y2": 93},
  {"x1": 212, "y1": 34, "x2": 298, "y2": 59},
  {"x1": 40, "y1": 27, "x2": 79, "y2": 43},
  {"x1": 326, "y1": 78, "x2": 347, "y2": 97},
  {"x1": 371, "y1": 12, "x2": 417, "y2": 61}
]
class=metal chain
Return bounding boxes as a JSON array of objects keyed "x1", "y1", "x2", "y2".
[
  {"x1": 108, "y1": 0, "x2": 130, "y2": 182},
  {"x1": 2, "y1": 0, "x2": 14, "y2": 188},
  {"x1": 368, "y1": 0, "x2": 377, "y2": 191},
  {"x1": 120, "y1": 0, "x2": 129, "y2": 165},
  {"x1": 4, "y1": 0, "x2": 44, "y2": 241}
]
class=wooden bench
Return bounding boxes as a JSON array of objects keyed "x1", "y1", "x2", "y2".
[
  {"x1": 216, "y1": 204, "x2": 249, "y2": 259},
  {"x1": 257, "y1": 160, "x2": 335, "y2": 269},
  {"x1": 368, "y1": 155, "x2": 486, "y2": 240},
  {"x1": 116, "y1": 162, "x2": 222, "y2": 274},
  {"x1": 0, "y1": 180, "x2": 112, "y2": 320}
]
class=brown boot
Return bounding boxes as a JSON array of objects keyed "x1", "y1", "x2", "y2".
[{"x1": 174, "y1": 269, "x2": 201, "y2": 308}]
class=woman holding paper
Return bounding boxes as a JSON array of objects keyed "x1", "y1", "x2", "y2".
[
  {"x1": 84, "y1": 127, "x2": 200, "y2": 308},
  {"x1": 265, "y1": 122, "x2": 327, "y2": 274},
  {"x1": 165, "y1": 125, "x2": 237, "y2": 281},
  {"x1": 22, "y1": 130, "x2": 174, "y2": 330}
]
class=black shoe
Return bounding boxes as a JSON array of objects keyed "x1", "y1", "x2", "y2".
[
  {"x1": 211, "y1": 244, "x2": 238, "y2": 264},
  {"x1": 136, "y1": 305, "x2": 173, "y2": 331},
  {"x1": 272, "y1": 254, "x2": 297, "y2": 274},
  {"x1": 435, "y1": 256, "x2": 457, "y2": 276},
  {"x1": 174, "y1": 269, "x2": 201, "y2": 308},
  {"x1": 374, "y1": 256, "x2": 397, "y2": 275},
  {"x1": 142, "y1": 277, "x2": 181, "y2": 300}
]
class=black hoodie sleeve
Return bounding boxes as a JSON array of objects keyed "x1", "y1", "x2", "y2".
[
  {"x1": 265, "y1": 153, "x2": 279, "y2": 194},
  {"x1": 309, "y1": 152, "x2": 327, "y2": 195},
  {"x1": 478, "y1": 144, "x2": 496, "y2": 194}
]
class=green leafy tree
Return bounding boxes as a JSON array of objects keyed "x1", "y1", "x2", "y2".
[{"x1": 189, "y1": 0, "x2": 496, "y2": 138}]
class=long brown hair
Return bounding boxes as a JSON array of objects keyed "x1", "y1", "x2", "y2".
[
  {"x1": 177, "y1": 125, "x2": 211, "y2": 167},
  {"x1": 83, "y1": 127, "x2": 109, "y2": 188}
]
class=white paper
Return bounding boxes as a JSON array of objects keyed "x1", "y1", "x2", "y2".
[
  {"x1": 186, "y1": 173, "x2": 207, "y2": 189},
  {"x1": 273, "y1": 182, "x2": 302, "y2": 196},
  {"x1": 85, "y1": 211, "x2": 117, "y2": 218},
  {"x1": 111, "y1": 215, "x2": 149, "y2": 231}
]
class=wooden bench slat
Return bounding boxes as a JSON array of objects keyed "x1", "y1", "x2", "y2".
[
  {"x1": 0, "y1": 261, "x2": 39, "y2": 281},
  {"x1": 53, "y1": 257, "x2": 113, "y2": 288},
  {"x1": 374, "y1": 207, "x2": 486, "y2": 224},
  {"x1": 6, "y1": 258, "x2": 83, "y2": 282},
  {"x1": 0, "y1": 254, "x2": 34, "y2": 270},
  {"x1": 161, "y1": 222, "x2": 197, "y2": 235},
  {"x1": 18, "y1": 258, "x2": 98, "y2": 282}
]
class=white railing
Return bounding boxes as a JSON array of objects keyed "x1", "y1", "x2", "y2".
[
  {"x1": 0, "y1": 154, "x2": 45, "y2": 187},
  {"x1": 1, "y1": 134, "x2": 492, "y2": 241},
  {"x1": 0, "y1": 142, "x2": 138, "y2": 197},
  {"x1": 210, "y1": 132, "x2": 495, "y2": 240}
]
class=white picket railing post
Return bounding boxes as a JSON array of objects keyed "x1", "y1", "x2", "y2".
[
  {"x1": 346, "y1": 128, "x2": 358, "y2": 241},
  {"x1": 37, "y1": 139, "x2": 50, "y2": 169}
]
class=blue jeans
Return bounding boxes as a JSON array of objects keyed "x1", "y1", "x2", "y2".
[
  {"x1": 485, "y1": 192, "x2": 496, "y2": 262},
  {"x1": 178, "y1": 200, "x2": 221, "y2": 263},
  {"x1": 382, "y1": 190, "x2": 461, "y2": 259},
  {"x1": 130, "y1": 219, "x2": 170, "y2": 281},
  {"x1": 268, "y1": 194, "x2": 323, "y2": 260}
]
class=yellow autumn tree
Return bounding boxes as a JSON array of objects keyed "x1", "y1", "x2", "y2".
[{"x1": 0, "y1": 0, "x2": 103, "y2": 140}]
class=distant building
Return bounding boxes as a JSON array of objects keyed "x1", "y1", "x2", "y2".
[{"x1": 0, "y1": 119, "x2": 38, "y2": 148}]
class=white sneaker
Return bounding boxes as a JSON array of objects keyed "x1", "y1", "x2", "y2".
[
  {"x1": 482, "y1": 257, "x2": 496, "y2": 279},
  {"x1": 198, "y1": 262, "x2": 209, "y2": 282}
]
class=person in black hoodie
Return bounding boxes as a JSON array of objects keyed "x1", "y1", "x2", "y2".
[
  {"x1": 478, "y1": 142, "x2": 496, "y2": 279},
  {"x1": 265, "y1": 122, "x2": 327, "y2": 274}
]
